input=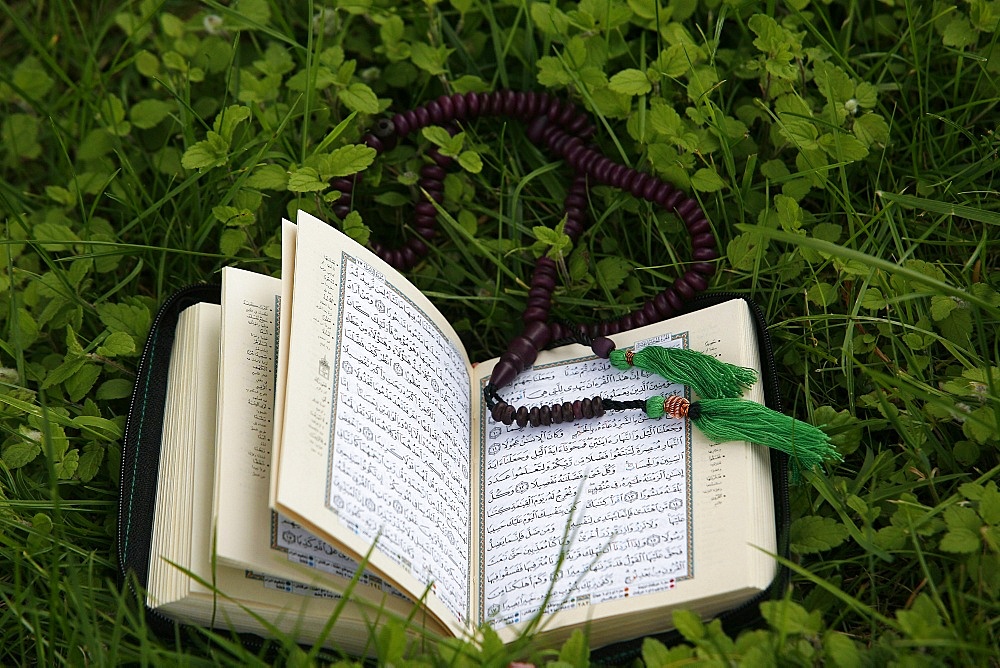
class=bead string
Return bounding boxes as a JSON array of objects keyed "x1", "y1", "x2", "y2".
[{"x1": 341, "y1": 90, "x2": 719, "y2": 422}]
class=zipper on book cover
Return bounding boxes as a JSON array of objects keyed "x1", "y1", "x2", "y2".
[{"x1": 117, "y1": 284, "x2": 220, "y2": 607}]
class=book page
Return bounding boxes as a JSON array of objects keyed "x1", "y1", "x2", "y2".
[
  {"x1": 274, "y1": 211, "x2": 474, "y2": 635},
  {"x1": 471, "y1": 300, "x2": 776, "y2": 641},
  {"x1": 213, "y1": 265, "x2": 413, "y2": 609}
]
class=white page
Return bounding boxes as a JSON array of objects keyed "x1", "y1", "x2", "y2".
[
  {"x1": 274, "y1": 211, "x2": 474, "y2": 634},
  {"x1": 472, "y1": 300, "x2": 776, "y2": 637}
]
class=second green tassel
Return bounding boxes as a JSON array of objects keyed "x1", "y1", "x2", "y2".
[{"x1": 610, "y1": 345, "x2": 758, "y2": 399}]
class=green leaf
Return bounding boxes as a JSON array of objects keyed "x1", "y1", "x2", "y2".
[
  {"x1": 98, "y1": 96, "x2": 131, "y2": 136},
  {"x1": 181, "y1": 131, "x2": 229, "y2": 170},
  {"x1": 760, "y1": 600, "x2": 823, "y2": 635},
  {"x1": 690, "y1": 167, "x2": 725, "y2": 192},
  {"x1": 942, "y1": 15, "x2": 977, "y2": 48},
  {"x1": 727, "y1": 233, "x2": 764, "y2": 271},
  {"x1": 287, "y1": 167, "x2": 328, "y2": 193},
  {"x1": 818, "y1": 133, "x2": 869, "y2": 161},
  {"x1": 130, "y1": 99, "x2": 174, "y2": 131},
  {"x1": 97, "y1": 331, "x2": 136, "y2": 357},
  {"x1": 672, "y1": 609, "x2": 705, "y2": 641},
  {"x1": 55, "y1": 448, "x2": 80, "y2": 479},
  {"x1": 410, "y1": 41, "x2": 451, "y2": 75},
  {"x1": 246, "y1": 164, "x2": 288, "y2": 190},
  {"x1": 859, "y1": 288, "x2": 885, "y2": 310},
  {"x1": 558, "y1": 628, "x2": 589, "y2": 667},
  {"x1": 775, "y1": 194, "x2": 803, "y2": 231},
  {"x1": 930, "y1": 295, "x2": 958, "y2": 321},
  {"x1": 213, "y1": 105, "x2": 252, "y2": 141},
  {"x1": 3, "y1": 114, "x2": 42, "y2": 159},
  {"x1": 596, "y1": 256, "x2": 631, "y2": 291},
  {"x1": 322, "y1": 145, "x2": 376, "y2": 178},
  {"x1": 65, "y1": 363, "x2": 102, "y2": 403},
  {"x1": 2, "y1": 440, "x2": 41, "y2": 468},
  {"x1": 220, "y1": 229, "x2": 247, "y2": 256},
  {"x1": 338, "y1": 83, "x2": 379, "y2": 114},
  {"x1": 823, "y1": 631, "x2": 861, "y2": 668},
  {"x1": 609, "y1": 68, "x2": 652, "y2": 96},
  {"x1": 806, "y1": 282, "x2": 838, "y2": 307},
  {"x1": 342, "y1": 210, "x2": 370, "y2": 246},
  {"x1": 96, "y1": 301, "x2": 151, "y2": 339},
  {"x1": 790, "y1": 515, "x2": 849, "y2": 554},
  {"x1": 979, "y1": 483, "x2": 1000, "y2": 525},
  {"x1": 457, "y1": 150, "x2": 482, "y2": 174},
  {"x1": 12, "y1": 56, "x2": 54, "y2": 101},
  {"x1": 897, "y1": 594, "x2": 948, "y2": 640},
  {"x1": 532, "y1": 2, "x2": 570, "y2": 36},
  {"x1": 538, "y1": 56, "x2": 572, "y2": 86},
  {"x1": 853, "y1": 113, "x2": 889, "y2": 146},
  {"x1": 77, "y1": 443, "x2": 105, "y2": 483},
  {"x1": 96, "y1": 378, "x2": 133, "y2": 400}
]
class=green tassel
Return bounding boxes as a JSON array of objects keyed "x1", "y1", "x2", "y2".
[
  {"x1": 610, "y1": 346, "x2": 758, "y2": 399},
  {"x1": 646, "y1": 395, "x2": 842, "y2": 482}
]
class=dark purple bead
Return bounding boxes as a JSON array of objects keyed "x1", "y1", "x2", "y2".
[
  {"x1": 539, "y1": 405, "x2": 551, "y2": 426},
  {"x1": 632, "y1": 310, "x2": 649, "y2": 328},
  {"x1": 499, "y1": 350, "x2": 525, "y2": 374},
  {"x1": 566, "y1": 113, "x2": 589, "y2": 135},
  {"x1": 676, "y1": 198, "x2": 699, "y2": 221},
  {"x1": 605, "y1": 321, "x2": 621, "y2": 335},
  {"x1": 630, "y1": 172, "x2": 652, "y2": 197},
  {"x1": 557, "y1": 103, "x2": 577, "y2": 126},
  {"x1": 691, "y1": 233, "x2": 716, "y2": 249},
  {"x1": 437, "y1": 94, "x2": 455, "y2": 119},
  {"x1": 591, "y1": 336, "x2": 616, "y2": 359},
  {"x1": 363, "y1": 133, "x2": 383, "y2": 152},
  {"x1": 522, "y1": 307, "x2": 549, "y2": 323},
  {"x1": 451, "y1": 94, "x2": 467, "y2": 120},
  {"x1": 382, "y1": 248, "x2": 401, "y2": 268},
  {"x1": 408, "y1": 238, "x2": 428, "y2": 256},
  {"x1": 594, "y1": 158, "x2": 612, "y2": 183},
  {"x1": 400, "y1": 246, "x2": 418, "y2": 268},
  {"x1": 686, "y1": 216, "x2": 710, "y2": 236},
  {"x1": 526, "y1": 115, "x2": 548, "y2": 143},
  {"x1": 526, "y1": 297, "x2": 552, "y2": 311},
  {"x1": 392, "y1": 113, "x2": 411, "y2": 137},
  {"x1": 691, "y1": 261, "x2": 715, "y2": 277},
  {"x1": 491, "y1": 360, "x2": 518, "y2": 389},
  {"x1": 673, "y1": 274, "x2": 694, "y2": 300},
  {"x1": 465, "y1": 92, "x2": 480, "y2": 116},
  {"x1": 425, "y1": 189, "x2": 444, "y2": 204},
  {"x1": 653, "y1": 183, "x2": 675, "y2": 206},
  {"x1": 421, "y1": 164, "x2": 446, "y2": 180},
  {"x1": 508, "y1": 336, "x2": 539, "y2": 367},
  {"x1": 491, "y1": 402, "x2": 508, "y2": 422},
  {"x1": 642, "y1": 177, "x2": 661, "y2": 201},
  {"x1": 500, "y1": 404, "x2": 515, "y2": 425},
  {"x1": 426, "y1": 100, "x2": 443, "y2": 124},
  {"x1": 686, "y1": 271, "x2": 708, "y2": 292},
  {"x1": 642, "y1": 301, "x2": 659, "y2": 323},
  {"x1": 561, "y1": 402, "x2": 574, "y2": 422},
  {"x1": 532, "y1": 272, "x2": 556, "y2": 291},
  {"x1": 621, "y1": 314, "x2": 636, "y2": 331},
  {"x1": 416, "y1": 201, "x2": 437, "y2": 217},
  {"x1": 654, "y1": 292, "x2": 674, "y2": 317},
  {"x1": 529, "y1": 407, "x2": 541, "y2": 427},
  {"x1": 665, "y1": 288, "x2": 684, "y2": 311},
  {"x1": 692, "y1": 247, "x2": 720, "y2": 261},
  {"x1": 331, "y1": 178, "x2": 354, "y2": 193},
  {"x1": 414, "y1": 106, "x2": 430, "y2": 128},
  {"x1": 581, "y1": 398, "x2": 594, "y2": 419},
  {"x1": 609, "y1": 164, "x2": 629, "y2": 188},
  {"x1": 528, "y1": 286, "x2": 552, "y2": 300},
  {"x1": 572, "y1": 400, "x2": 584, "y2": 419},
  {"x1": 664, "y1": 190, "x2": 684, "y2": 209},
  {"x1": 515, "y1": 407, "x2": 529, "y2": 428},
  {"x1": 551, "y1": 404, "x2": 564, "y2": 424},
  {"x1": 566, "y1": 144, "x2": 588, "y2": 170},
  {"x1": 333, "y1": 204, "x2": 351, "y2": 219},
  {"x1": 522, "y1": 320, "x2": 552, "y2": 348},
  {"x1": 597, "y1": 321, "x2": 610, "y2": 336},
  {"x1": 593, "y1": 396, "x2": 605, "y2": 418}
]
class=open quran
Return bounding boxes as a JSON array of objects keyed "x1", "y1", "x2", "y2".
[{"x1": 126, "y1": 210, "x2": 782, "y2": 656}]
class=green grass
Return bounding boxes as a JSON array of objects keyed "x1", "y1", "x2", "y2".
[{"x1": 2, "y1": 0, "x2": 999, "y2": 664}]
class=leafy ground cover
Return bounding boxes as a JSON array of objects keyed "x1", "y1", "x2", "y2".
[{"x1": 1, "y1": 0, "x2": 999, "y2": 664}]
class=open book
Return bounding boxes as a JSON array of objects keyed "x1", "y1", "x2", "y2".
[{"x1": 135, "y1": 210, "x2": 780, "y2": 655}]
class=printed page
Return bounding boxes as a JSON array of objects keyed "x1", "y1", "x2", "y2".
[
  {"x1": 273, "y1": 211, "x2": 474, "y2": 636},
  {"x1": 212, "y1": 266, "x2": 413, "y2": 611},
  {"x1": 471, "y1": 300, "x2": 776, "y2": 641}
]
